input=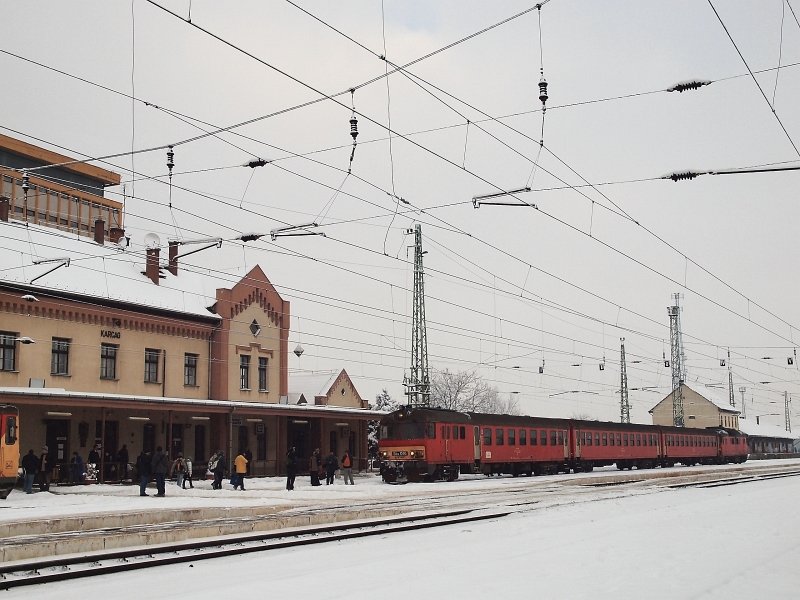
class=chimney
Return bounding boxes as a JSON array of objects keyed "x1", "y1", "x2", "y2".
[
  {"x1": 94, "y1": 219, "x2": 105, "y2": 245},
  {"x1": 145, "y1": 247, "x2": 160, "y2": 285},
  {"x1": 109, "y1": 227, "x2": 125, "y2": 243},
  {"x1": 168, "y1": 240, "x2": 178, "y2": 275},
  {"x1": 0, "y1": 197, "x2": 8, "y2": 222}
]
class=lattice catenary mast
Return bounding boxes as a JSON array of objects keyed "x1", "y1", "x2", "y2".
[
  {"x1": 668, "y1": 293, "x2": 687, "y2": 427},
  {"x1": 619, "y1": 337, "x2": 630, "y2": 423},
  {"x1": 404, "y1": 224, "x2": 430, "y2": 406}
]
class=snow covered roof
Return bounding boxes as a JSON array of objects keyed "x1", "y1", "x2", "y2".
[
  {"x1": 289, "y1": 370, "x2": 343, "y2": 400},
  {"x1": 737, "y1": 418, "x2": 794, "y2": 440},
  {"x1": 650, "y1": 383, "x2": 740, "y2": 414},
  {"x1": 0, "y1": 387, "x2": 382, "y2": 418},
  {"x1": 0, "y1": 219, "x2": 227, "y2": 319}
]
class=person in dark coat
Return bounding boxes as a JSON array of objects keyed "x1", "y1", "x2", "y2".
[
  {"x1": 38, "y1": 446, "x2": 50, "y2": 492},
  {"x1": 117, "y1": 444, "x2": 129, "y2": 479},
  {"x1": 244, "y1": 448, "x2": 253, "y2": 476},
  {"x1": 285, "y1": 446, "x2": 298, "y2": 491},
  {"x1": 136, "y1": 450, "x2": 152, "y2": 496},
  {"x1": 309, "y1": 448, "x2": 322, "y2": 486},
  {"x1": 21, "y1": 449, "x2": 38, "y2": 494},
  {"x1": 151, "y1": 446, "x2": 169, "y2": 497},
  {"x1": 70, "y1": 452, "x2": 84, "y2": 484},
  {"x1": 324, "y1": 452, "x2": 338, "y2": 485},
  {"x1": 210, "y1": 451, "x2": 225, "y2": 490}
]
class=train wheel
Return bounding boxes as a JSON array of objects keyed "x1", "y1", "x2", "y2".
[
  {"x1": 583, "y1": 463, "x2": 593, "y2": 473},
  {"x1": 0, "y1": 485, "x2": 13, "y2": 500}
]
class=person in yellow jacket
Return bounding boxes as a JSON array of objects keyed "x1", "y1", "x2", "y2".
[
  {"x1": 341, "y1": 450, "x2": 354, "y2": 485},
  {"x1": 233, "y1": 451, "x2": 248, "y2": 490}
]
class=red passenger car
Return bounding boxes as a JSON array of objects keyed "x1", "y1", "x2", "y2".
[
  {"x1": 660, "y1": 426, "x2": 720, "y2": 466},
  {"x1": 572, "y1": 421, "x2": 661, "y2": 471}
]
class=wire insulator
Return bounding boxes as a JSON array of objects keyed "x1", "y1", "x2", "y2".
[
  {"x1": 21, "y1": 171, "x2": 29, "y2": 194},
  {"x1": 666, "y1": 171, "x2": 700, "y2": 182},
  {"x1": 350, "y1": 116, "x2": 359, "y2": 141},
  {"x1": 667, "y1": 80, "x2": 711, "y2": 93},
  {"x1": 166, "y1": 145, "x2": 175, "y2": 175},
  {"x1": 538, "y1": 75, "x2": 548, "y2": 106}
]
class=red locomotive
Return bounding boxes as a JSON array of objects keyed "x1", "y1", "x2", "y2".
[{"x1": 378, "y1": 407, "x2": 748, "y2": 482}]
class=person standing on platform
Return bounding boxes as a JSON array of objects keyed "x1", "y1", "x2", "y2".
[
  {"x1": 21, "y1": 449, "x2": 38, "y2": 494},
  {"x1": 136, "y1": 450, "x2": 151, "y2": 496},
  {"x1": 210, "y1": 451, "x2": 225, "y2": 490},
  {"x1": 117, "y1": 444, "x2": 129, "y2": 479},
  {"x1": 341, "y1": 450, "x2": 355, "y2": 485},
  {"x1": 171, "y1": 453, "x2": 186, "y2": 488},
  {"x1": 309, "y1": 448, "x2": 322, "y2": 486},
  {"x1": 233, "y1": 451, "x2": 248, "y2": 490},
  {"x1": 244, "y1": 448, "x2": 253, "y2": 477},
  {"x1": 70, "y1": 452, "x2": 84, "y2": 484},
  {"x1": 38, "y1": 446, "x2": 50, "y2": 492},
  {"x1": 182, "y1": 456, "x2": 194, "y2": 489},
  {"x1": 286, "y1": 446, "x2": 298, "y2": 491},
  {"x1": 151, "y1": 446, "x2": 169, "y2": 497},
  {"x1": 324, "y1": 451, "x2": 338, "y2": 485}
]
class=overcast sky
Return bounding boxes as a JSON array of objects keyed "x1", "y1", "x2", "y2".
[{"x1": 2, "y1": 1, "x2": 799, "y2": 426}]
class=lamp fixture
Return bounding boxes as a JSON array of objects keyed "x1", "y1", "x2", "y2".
[
  {"x1": 191, "y1": 416, "x2": 210, "y2": 421},
  {"x1": 335, "y1": 422, "x2": 349, "y2": 427},
  {"x1": 292, "y1": 419, "x2": 309, "y2": 424},
  {"x1": 15, "y1": 336, "x2": 35, "y2": 345},
  {"x1": 246, "y1": 418, "x2": 263, "y2": 423},
  {"x1": 128, "y1": 416, "x2": 150, "y2": 421},
  {"x1": 46, "y1": 411, "x2": 72, "y2": 417}
]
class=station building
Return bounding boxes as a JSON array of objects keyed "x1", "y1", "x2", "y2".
[
  {"x1": 649, "y1": 384, "x2": 741, "y2": 430},
  {"x1": 0, "y1": 134, "x2": 379, "y2": 482}
]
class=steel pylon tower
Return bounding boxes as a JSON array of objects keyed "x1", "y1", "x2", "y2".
[
  {"x1": 620, "y1": 337, "x2": 630, "y2": 423},
  {"x1": 405, "y1": 224, "x2": 430, "y2": 406},
  {"x1": 739, "y1": 386, "x2": 747, "y2": 419},
  {"x1": 727, "y1": 348, "x2": 735, "y2": 407},
  {"x1": 785, "y1": 391, "x2": 792, "y2": 432},
  {"x1": 668, "y1": 293, "x2": 686, "y2": 427}
]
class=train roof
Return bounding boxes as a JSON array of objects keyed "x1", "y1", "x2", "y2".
[{"x1": 380, "y1": 406, "x2": 568, "y2": 427}]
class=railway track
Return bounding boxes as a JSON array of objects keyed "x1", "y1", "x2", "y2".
[{"x1": 0, "y1": 508, "x2": 509, "y2": 590}]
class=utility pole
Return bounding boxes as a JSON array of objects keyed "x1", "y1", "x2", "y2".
[
  {"x1": 404, "y1": 224, "x2": 430, "y2": 407},
  {"x1": 667, "y1": 293, "x2": 686, "y2": 427},
  {"x1": 785, "y1": 391, "x2": 792, "y2": 433},
  {"x1": 620, "y1": 337, "x2": 630, "y2": 423},
  {"x1": 727, "y1": 348, "x2": 735, "y2": 407},
  {"x1": 739, "y1": 386, "x2": 746, "y2": 419}
]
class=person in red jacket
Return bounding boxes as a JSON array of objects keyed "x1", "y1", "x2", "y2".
[{"x1": 341, "y1": 450, "x2": 354, "y2": 485}]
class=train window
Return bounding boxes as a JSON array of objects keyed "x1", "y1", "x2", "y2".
[
  {"x1": 531, "y1": 430, "x2": 538, "y2": 446},
  {"x1": 508, "y1": 429, "x2": 516, "y2": 445},
  {"x1": 5, "y1": 415, "x2": 17, "y2": 444},
  {"x1": 651, "y1": 435, "x2": 657, "y2": 446},
  {"x1": 636, "y1": 434, "x2": 641, "y2": 446},
  {"x1": 616, "y1": 434, "x2": 621, "y2": 446},
  {"x1": 594, "y1": 433, "x2": 600, "y2": 446},
  {"x1": 427, "y1": 423, "x2": 436, "y2": 439},
  {"x1": 441, "y1": 425, "x2": 446, "y2": 439},
  {"x1": 484, "y1": 428, "x2": 492, "y2": 445},
  {"x1": 602, "y1": 433, "x2": 608, "y2": 446},
  {"x1": 541, "y1": 431, "x2": 548, "y2": 446},
  {"x1": 623, "y1": 433, "x2": 628, "y2": 446},
  {"x1": 460, "y1": 426, "x2": 466, "y2": 439},
  {"x1": 609, "y1": 433, "x2": 615, "y2": 447},
  {"x1": 520, "y1": 429, "x2": 527, "y2": 446},
  {"x1": 557, "y1": 431, "x2": 564, "y2": 445},
  {"x1": 585, "y1": 432, "x2": 592, "y2": 446},
  {"x1": 550, "y1": 431, "x2": 557, "y2": 446},
  {"x1": 496, "y1": 429, "x2": 504, "y2": 446}
]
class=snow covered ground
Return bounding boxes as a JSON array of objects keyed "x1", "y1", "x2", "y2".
[{"x1": 3, "y1": 461, "x2": 799, "y2": 598}]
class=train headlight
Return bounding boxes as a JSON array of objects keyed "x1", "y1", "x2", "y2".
[{"x1": 380, "y1": 450, "x2": 388, "y2": 458}]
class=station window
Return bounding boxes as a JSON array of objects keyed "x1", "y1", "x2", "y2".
[
  {"x1": 541, "y1": 430, "x2": 547, "y2": 446},
  {"x1": 508, "y1": 428, "x2": 516, "y2": 446},
  {"x1": 258, "y1": 357, "x2": 268, "y2": 391},
  {"x1": 239, "y1": 355, "x2": 251, "y2": 389},
  {"x1": 531, "y1": 430, "x2": 538, "y2": 446},
  {"x1": 1, "y1": 332, "x2": 18, "y2": 372},
  {"x1": 484, "y1": 428, "x2": 492, "y2": 445},
  {"x1": 144, "y1": 348, "x2": 160, "y2": 383},
  {"x1": 550, "y1": 430, "x2": 557, "y2": 446},
  {"x1": 100, "y1": 343, "x2": 118, "y2": 379},
  {"x1": 184, "y1": 353, "x2": 198, "y2": 386},
  {"x1": 496, "y1": 428, "x2": 504, "y2": 446},
  {"x1": 51, "y1": 337, "x2": 70, "y2": 375},
  {"x1": 519, "y1": 429, "x2": 527, "y2": 446}
]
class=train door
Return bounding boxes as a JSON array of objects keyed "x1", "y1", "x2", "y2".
[
  {"x1": 473, "y1": 426, "x2": 481, "y2": 463},
  {"x1": 170, "y1": 424, "x2": 184, "y2": 458}
]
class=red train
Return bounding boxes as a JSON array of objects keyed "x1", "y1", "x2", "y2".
[{"x1": 377, "y1": 407, "x2": 748, "y2": 482}]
